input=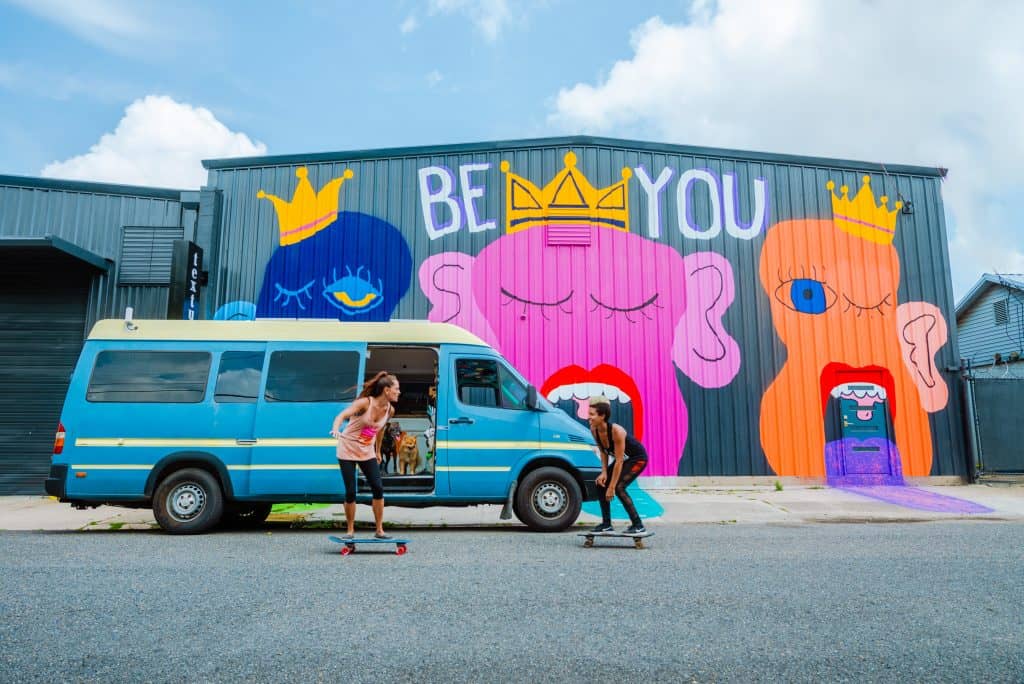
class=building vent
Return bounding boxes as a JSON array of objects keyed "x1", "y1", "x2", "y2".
[
  {"x1": 993, "y1": 299, "x2": 1009, "y2": 326},
  {"x1": 118, "y1": 226, "x2": 184, "y2": 285}
]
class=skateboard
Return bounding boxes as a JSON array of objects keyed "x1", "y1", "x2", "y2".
[
  {"x1": 327, "y1": 535, "x2": 409, "y2": 556},
  {"x1": 577, "y1": 530, "x2": 654, "y2": 549}
]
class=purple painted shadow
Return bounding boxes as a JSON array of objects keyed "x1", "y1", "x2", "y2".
[{"x1": 838, "y1": 485, "x2": 994, "y2": 514}]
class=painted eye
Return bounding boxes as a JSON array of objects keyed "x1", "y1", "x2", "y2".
[
  {"x1": 322, "y1": 266, "x2": 384, "y2": 314},
  {"x1": 774, "y1": 278, "x2": 837, "y2": 315}
]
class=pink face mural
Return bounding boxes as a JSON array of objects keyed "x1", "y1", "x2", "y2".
[{"x1": 419, "y1": 152, "x2": 740, "y2": 475}]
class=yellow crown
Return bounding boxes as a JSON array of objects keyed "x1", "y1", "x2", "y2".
[
  {"x1": 826, "y1": 175, "x2": 902, "y2": 245},
  {"x1": 499, "y1": 151, "x2": 632, "y2": 236},
  {"x1": 257, "y1": 167, "x2": 355, "y2": 246}
]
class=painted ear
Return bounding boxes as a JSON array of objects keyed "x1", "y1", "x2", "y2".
[
  {"x1": 418, "y1": 252, "x2": 500, "y2": 349},
  {"x1": 672, "y1": 252, "x2": 741, "y2": 388},
  {"x1": 896, "y1": 301, "x2": 949, "y2": 412}
]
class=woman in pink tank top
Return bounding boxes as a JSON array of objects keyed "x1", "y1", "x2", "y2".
[{"x1": 330, "y1": 371, "x2": 400, "y2": 538}]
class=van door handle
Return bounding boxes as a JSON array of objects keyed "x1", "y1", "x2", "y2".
[
  {"x1": 449, "y1": 417, "x2": 474, "y2": 425},
  {"x1": 236, "y1": 439, "x2": 257, "y2": 445}
]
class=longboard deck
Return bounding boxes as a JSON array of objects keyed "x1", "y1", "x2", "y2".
[
  {"x1": 327, "y1": 535, "x2": 410, "y2": 555},
  {"x1": 577, "y1": 530, "x2": 654, "y2": 549}
]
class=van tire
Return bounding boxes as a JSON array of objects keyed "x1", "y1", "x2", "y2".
[
  {"x1": 152, "y1": 468, "x2": 224, "y2": 534},
  {"x1": 220, "y1": 502, "x2": 273, "y2": 530},
  {"x1": 515, "y1": 466, "x2": 582, "y2": 532}
]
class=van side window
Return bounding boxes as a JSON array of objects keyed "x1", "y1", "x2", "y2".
[
  {"x1": 214, "y1": 351, "x2": 265, "y2": 403},
  {"x1": 87, "y1": 351, "x2": 211, "y2": 403},
  {"x1": 455, "y1": 358, "x2": 529, "y2": 410},
  {"x1": 265, "y1": 351, "x2": 360, "y2": 402}
]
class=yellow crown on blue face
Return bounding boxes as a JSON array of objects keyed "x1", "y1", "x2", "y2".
[
  {"x1": 257, "y1": 167, "x2": 355, "y2": 246},
  {"x1": 499, "y1": 152, "x2": 632, "y2": 235},
  {"x1": 826, "y1": 175, "x2": 902, "y2": 245}
]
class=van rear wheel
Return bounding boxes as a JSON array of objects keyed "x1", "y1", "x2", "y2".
[
  {"x1": 515, "y1": 466, "x2": 582, "y2": 532},
  {"x1": 153, "y1": 468, "x2": 224, "y2": 534}
]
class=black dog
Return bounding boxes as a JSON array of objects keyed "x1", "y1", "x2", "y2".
[{"x1": 380, "y1": 422, "x2": 402, "y2": 474}]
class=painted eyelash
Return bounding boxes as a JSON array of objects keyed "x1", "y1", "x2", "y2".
[
  {"x1": 500, "y1": 287, "x2": 573, "y2": 320},
  {"x1": 777, "y1": 265, "x2": 827, "y2": 284},
  {"x1": 274, "y1": 280, "x2": 316, "y2": 309},
  {"x1": 589, "y1": 293, "x2": 663, "y2": 323},
  {"x1": 842, "y1": 293, "x2": 891, "y2": 317}
]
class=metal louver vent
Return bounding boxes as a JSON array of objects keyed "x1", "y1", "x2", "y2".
[
  {"x1": 994, "y1": 299, "x2": 1009, "y2": 326},
  {"x1": 118, "y1": 226, "x2": 184, "y2": 285}
]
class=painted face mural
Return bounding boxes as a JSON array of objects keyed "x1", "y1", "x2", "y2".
[
  {"x1": 420, "y1": 152, "x2": 740, "y2": 476},
  {"x1": 249, "y1": 167, "x2": 412, "y2": 321},
  {"x1": 758, "y1": 176, "x2": 949, "y2": 482}
]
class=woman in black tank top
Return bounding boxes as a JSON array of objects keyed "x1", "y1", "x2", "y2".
[{"x1": 587, "y1": 397, "x2": 647, "y2": 534}]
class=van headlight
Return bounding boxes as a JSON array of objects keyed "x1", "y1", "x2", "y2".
[{"x1": 591, "y1": 446, "x2": 603, "y2": 463}]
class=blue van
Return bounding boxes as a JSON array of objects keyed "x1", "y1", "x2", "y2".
[{"x1": 45, "y1": 319, "x2": 603, "y2": 533}]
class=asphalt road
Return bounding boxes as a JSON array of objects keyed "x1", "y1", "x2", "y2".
[{"x1": 1, "y1": 521, "x2": 1022, "y2": 683}]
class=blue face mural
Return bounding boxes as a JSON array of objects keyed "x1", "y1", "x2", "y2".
[{"x1": 255, "y1": 211, "x2": 412, "y2": 321}]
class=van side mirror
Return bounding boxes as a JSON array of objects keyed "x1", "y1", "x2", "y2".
[{"x1": 526, "y1": 385, "x2": 539, "y2": 410}]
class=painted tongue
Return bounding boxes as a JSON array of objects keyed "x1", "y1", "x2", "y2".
[{"x1": 573, "y1": 397, "x2": 590, "y2": 419}]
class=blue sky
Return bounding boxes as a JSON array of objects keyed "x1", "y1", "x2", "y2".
[{"x1": 1, "y1": 0, "x2": 1022, "y2": 297}]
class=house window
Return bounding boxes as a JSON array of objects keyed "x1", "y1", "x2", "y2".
[{"x1": 994, "y1": 299, "x2": 1009, "y2": 326}]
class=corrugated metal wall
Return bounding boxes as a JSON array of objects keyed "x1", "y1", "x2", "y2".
[
  {"x1": 202, "y1": 137, "x2": 967, "y2": 478},
  {"x1": 0, "y1": 177, "x2": 196, "y2": 330}
]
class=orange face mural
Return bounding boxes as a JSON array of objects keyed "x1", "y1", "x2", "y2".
[{"x1": 759, "y1": 176, "x2": 949, "y2": 481}]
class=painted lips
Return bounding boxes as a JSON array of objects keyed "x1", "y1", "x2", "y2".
[
  {"x1": 540, "y1": 364, "x2": 644, "y2": 439},
  {"x1": 819, "y1": 362, "x2": 898, "y2": 421}
]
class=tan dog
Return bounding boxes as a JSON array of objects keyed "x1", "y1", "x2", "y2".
[{"x1": 397, "y1": 434, "x2": 420, "y2": 475}]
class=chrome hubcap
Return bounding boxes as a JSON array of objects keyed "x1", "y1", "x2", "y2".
[
  {"x1": 533, "y1": 482, "x2": 567, "y2": 517},
  {"x1": 168, "y1": 483, "x2": 205, "y2": 521}
]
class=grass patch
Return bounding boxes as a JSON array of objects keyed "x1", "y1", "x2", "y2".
[
  {"x1": 774, "y1": 480, "x2": 784, "y2": 492},
  {"x1": 271, "y1": 503, "x2": 331, "y2": 514},
  {"x1": 108, "y1": 522, "x2": 125, "y2": 531}
]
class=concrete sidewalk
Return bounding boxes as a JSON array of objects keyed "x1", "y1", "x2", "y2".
[{"x1": 1, "y1": 480, "x2": 1021, "y2": 532}]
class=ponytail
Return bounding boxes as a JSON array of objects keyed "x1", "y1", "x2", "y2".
[{"x1": 360, "y1": 371, "x2": 398, "y2": 398}]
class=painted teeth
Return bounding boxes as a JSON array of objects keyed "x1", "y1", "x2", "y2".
[
  {"x1": 546, "y1": 382, "x2": 632, "y2": 403},
  {"x1": 830, "y1": 382, "x2": 886, "y2": 400}
]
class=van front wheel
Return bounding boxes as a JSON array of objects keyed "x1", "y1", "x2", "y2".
[
  {"x1": 153, "y1": 468, "x2": 224, "y2": 534},
  {"x1": 515, "y1": 467, "x2": 582, "y2": 532}
]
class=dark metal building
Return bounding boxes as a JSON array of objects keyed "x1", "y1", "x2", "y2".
[{"x1": 0, "y1": 175, "x2": 195, "y2": 493}]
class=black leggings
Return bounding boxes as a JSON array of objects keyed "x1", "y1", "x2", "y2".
[
  {"x1": 595, "y1": 458, "x2": 647, "y2": 526},
  {"x1": 338, "y1": 459, "x2": 384, "y2": 503}
]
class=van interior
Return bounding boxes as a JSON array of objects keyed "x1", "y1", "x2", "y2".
[{"x1": 362, "y1": 345, "x2": 438, "y2": 493}]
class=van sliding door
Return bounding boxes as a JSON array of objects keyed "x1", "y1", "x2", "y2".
[{"x1": 250, "y1": 342, "x2": 365, "y2": 498}]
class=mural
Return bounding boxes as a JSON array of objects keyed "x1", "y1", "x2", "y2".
[
  {"x1": 215, "y1": 167, "x2": 412, "y2": 321},
  {"x1": 758, "y1": 176, "x2": 949, "y2": 482},
  {"x1": 420, "y1": 152, "x2": 741, "y2": 476}
]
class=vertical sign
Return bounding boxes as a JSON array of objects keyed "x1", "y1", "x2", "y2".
[{"x1": 167, "y1": 240, "x2": 204, "y2": 320}]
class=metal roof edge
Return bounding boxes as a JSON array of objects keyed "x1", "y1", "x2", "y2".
[
  {"x1": 201, "y1": 134, "x2": 947, "y2": 178},
  {"x1": 955, "y1": 273, "x2": 1024, "y2": 319},
  {"x1": 0, "y1": 173, "x2": 190, "y2": 200},
  {"x1": 0, "y1": 234, "x2": 112, "y2": 271}
]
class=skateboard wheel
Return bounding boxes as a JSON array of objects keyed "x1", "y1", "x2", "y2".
[
  {"x1": 396, "y1": 544, "x2": 407, "y2": 556},
  {"x1": 583, "y1": 539, "x2": 594, "y2": 548},
  {"x1": 634, "y1": 540, "x2": 645, "y2": 549},
  {"x1": 340, "y1": 546, "x2": 353, "y2": 556}
]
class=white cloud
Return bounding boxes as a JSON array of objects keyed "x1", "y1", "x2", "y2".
[
  {"x1": 429, "y1": 0, "x2": 513, "y2": 42},
  {"x1": 426, "y1": 70, "x2": 444, "y2": 87},
  {"x1": 549, "y1": 0, "x2": 1024, "y2": 297},
  {"x1": 400, "y1": 14, "x2": 418, "y2": 34},
  {"x1": 40, "y1": 95, "x2": 267, "y2": 188}
]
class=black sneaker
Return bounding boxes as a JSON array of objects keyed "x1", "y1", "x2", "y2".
[
  {"x1": 590, "y1": 522, "x2": 614, "y2": 533},
  {"x1": 624, "y1": 523, "x2": 646, "y2": 535}
]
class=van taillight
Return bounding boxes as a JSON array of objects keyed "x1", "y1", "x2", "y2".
[{"x1": 54, "y1": 422, "x2": 65, "y2": 455}]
